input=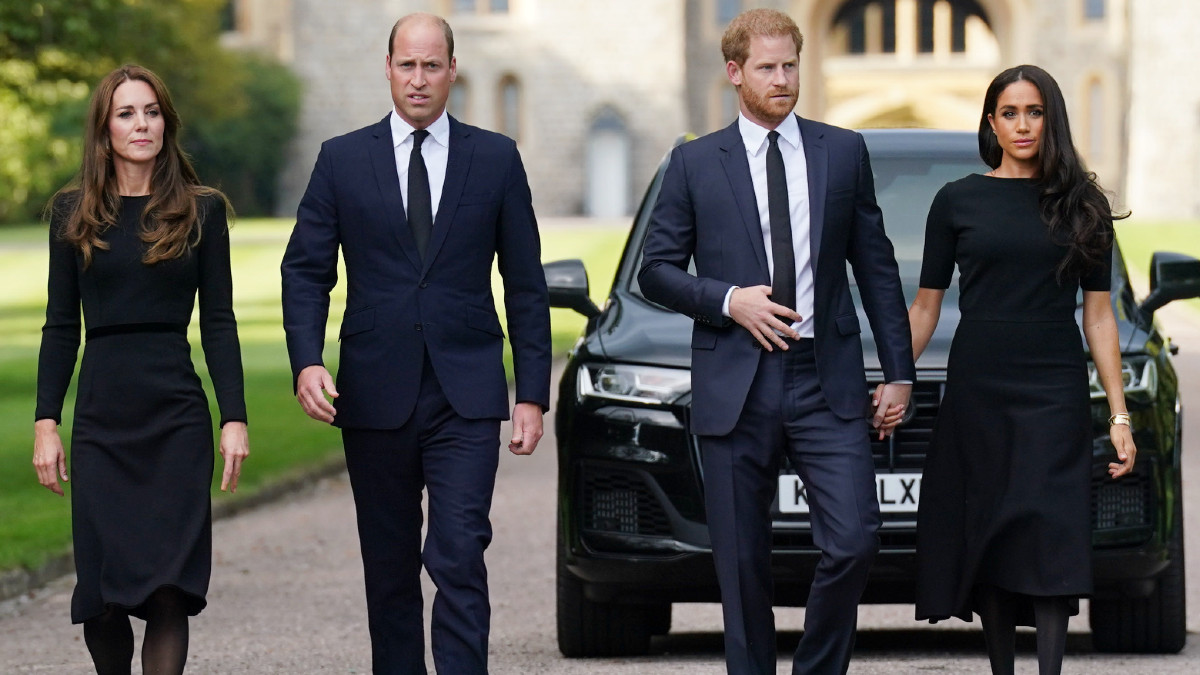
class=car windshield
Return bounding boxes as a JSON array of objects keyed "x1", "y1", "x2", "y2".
[
  {"x1": 625, "y1": 138, "x2": 987, "y2": 296},
  {"x1": 870, "y1": 155, "x2": 987, "y2": 269}
]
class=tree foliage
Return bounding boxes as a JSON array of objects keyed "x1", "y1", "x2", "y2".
[{"x1": 0, "y1": 0, "x2": 301, "y2": 221}]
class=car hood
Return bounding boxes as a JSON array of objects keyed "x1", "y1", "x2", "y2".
[
  {"x1": 592, "y1": 278, "x2": 1146, "y2": 374},
  {"x1": 593, "y1": 275, "x2": 959, "y2": 371}
]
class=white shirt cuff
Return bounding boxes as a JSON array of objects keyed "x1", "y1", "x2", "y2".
[{"x1": 721, "y1": 286, "x2": 738, "y2": 317}]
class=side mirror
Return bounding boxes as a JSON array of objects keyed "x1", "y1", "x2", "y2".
[
  {"x1": 544, "y1": 259, "x2": 601, "y2": 319},
  {"x1": 1139, "y1": 252, "x2": 1200, "y2": 319}
]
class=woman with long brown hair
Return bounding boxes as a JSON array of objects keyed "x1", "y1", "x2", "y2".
[
  {"x1": 32, "y1": 64, "x2": 248, "y2": 674},
  {"x1": 907, "y1": 65, "x2": 1136, "y2": 674}
]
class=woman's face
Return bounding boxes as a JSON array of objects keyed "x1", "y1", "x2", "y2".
[
  {"x1": 988, "y1": 79, "x2": 1044, "y2": 170},
  {"x1": 107, "y1": 79, "x2": 164, "y2": 170}
]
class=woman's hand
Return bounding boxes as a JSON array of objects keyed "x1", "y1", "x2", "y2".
[
  {"x1": 33, "y1": 419, "x2": 68, "y2": 496},
  {"x1": 219, "y1": 421, "x2": 249, "y2": 493},
  {"x1": 1108, "y1": 423, "x2": 1136, "y2": 478}
]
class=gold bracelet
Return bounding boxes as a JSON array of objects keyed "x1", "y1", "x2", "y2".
[{"x1": 1109, "y1": 412, "x2": 1131, "y2": 427}]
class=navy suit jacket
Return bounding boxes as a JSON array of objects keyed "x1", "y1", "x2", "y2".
[
  {"x1": 639, "y1": 116, "x2": 914, "y2": 437},
  {"x1": 281, "y1": 114, "x2": 551, "y2": 429}
]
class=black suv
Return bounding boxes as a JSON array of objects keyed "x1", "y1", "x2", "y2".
[{"x1": 547, "y1": 129, "x2": 1199, "y2": 657}]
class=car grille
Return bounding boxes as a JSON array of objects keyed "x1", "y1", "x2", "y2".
[
  {"x1": 1091, "y1": 472, "x2": 1153, "y2": 540},
  {"x1": 870, "y1": 380, "x2": 943, "y2": 471},
  {"x1": 581, "y1": 467, "x2": 672, "y2": 537}
]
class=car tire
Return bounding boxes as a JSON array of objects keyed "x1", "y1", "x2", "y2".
[
  {"x1": 556, "y1": 526, "x2": 656, "y2": 657},
  {"x1": 648, "y1": 602, "x2": 672, "y2": 636},
  {"x1": 1089, "y1": 477, "x2": 1187, "y2": 654}
]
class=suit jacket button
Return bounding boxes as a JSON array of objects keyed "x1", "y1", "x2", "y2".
[
  {"x1": 415, "y1": 323, "x2": 423, "y2": 331},
  {"x1": 419, "y1": 282, "x2": 428, "y2": 289}
]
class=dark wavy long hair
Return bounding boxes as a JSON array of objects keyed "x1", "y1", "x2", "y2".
[
  {"x1": 978, "y1": 65, "x2": 1126, "y2": 281},
  {"x1": 54, "y1": 64, "x2": 227, "y2": 267}
]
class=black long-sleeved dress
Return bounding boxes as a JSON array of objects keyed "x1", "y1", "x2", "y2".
[
  {"x1": 914, "y1": 174, "x2": 1111, "y2": 624},
  {"x1": 36, "y1": 192, "x2": 246, "y2": 623}
]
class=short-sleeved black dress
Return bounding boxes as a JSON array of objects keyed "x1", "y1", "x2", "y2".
[
  {"x1": 914, "y1": 174, "x2": 1110, "y2": 624},
  {"x1": 35, "y1": 193, "x2": 246, "y2": 624}
]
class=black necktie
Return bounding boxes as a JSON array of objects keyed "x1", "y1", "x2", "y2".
[
  {"x1": 766, "y1": 130, "x2": 796, "y2": 312},
  {"x1": 407, "y1": 129, "x2": 433, "y2": 259}
]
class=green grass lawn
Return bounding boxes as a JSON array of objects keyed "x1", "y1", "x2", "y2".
[
  {"x1": 0, "y1": 219, "x2": 628, "y2": 572},
  {"x1": 2, "y1": 216, "x2": 1194, "y2": 573},
  {"x1": 1116, "y1": 220, "x2": 1200, "y2": 300}
]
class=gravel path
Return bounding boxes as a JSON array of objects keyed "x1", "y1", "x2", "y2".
[{"x1": 3, "y1": 308, "x2": 1199, "y2": 673}]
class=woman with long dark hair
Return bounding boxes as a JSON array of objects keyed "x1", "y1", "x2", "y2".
[
  {"x1": 32, "y1": 64, "x2": 248, "y2": 674},
  {"x1": 907, "y1": 65, "x2": 1136, "y2": 674}
]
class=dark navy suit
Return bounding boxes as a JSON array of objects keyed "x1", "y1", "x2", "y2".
[
  {"x1": 639, "y1": 115, "x2": 914, "y2": 674},
  {"x1": 282, "y1": 114, "x2": 550, "y2": 674}
]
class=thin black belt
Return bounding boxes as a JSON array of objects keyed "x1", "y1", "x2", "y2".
[{"x1": 85, "y1": 322, "x2": 188, "y2": 341}]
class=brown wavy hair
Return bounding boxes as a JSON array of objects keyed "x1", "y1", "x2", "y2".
[
  {"x1": 55, "y1": 64, "x2": 227, "y2": 266},
  {"x1": 978, "y1": 65, "x2": 1127, "y2": 281}
]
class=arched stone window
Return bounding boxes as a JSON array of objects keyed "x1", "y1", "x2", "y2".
[
  {"x1": 451, "y1": 0, "x2": 509, "y2": 14},
  {"x1": 449, "y1": 74, "x2": 469, "y2": 122},
  {"x1": 716, "y1": 0, "x2": 742, "y2": 26},
  {"x1": 832, "y1": 0, "x2": 988, "y2": 56},
  {"x1": 1087, "y1": 78, "x2": 1105, "y2": 162},
  {"x1": 585, "y1": 107, "x2": 632, "y2": 218},
  {"x1": 497, "y1": 74, "x2": 521, "y2": 142}
]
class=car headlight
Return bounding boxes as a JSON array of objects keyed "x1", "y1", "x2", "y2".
[
  {"x1": 1088, "y1": 356, "x2": 1157, "y2": 399},
  {"x1": 577, "y1": 364, "x2": 691, "y2": 405}
]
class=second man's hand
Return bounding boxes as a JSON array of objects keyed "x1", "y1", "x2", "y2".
[
  {"x1": 728, "y1": 285, "x2": 801, "y2": 351},
  {"x1": 509, "y1": 402, "x2": 544, "y2": 456},
  {"x1": 296, "y1": 364, "x2": 338, "y2": 423}
]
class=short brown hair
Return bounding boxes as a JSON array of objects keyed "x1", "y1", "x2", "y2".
[
  {"x1": 389, "y1": 13, "x2": 455, "y2": 60},
  {"x1": 721, "y1": 8, "x2": 803, "y2": 66}
]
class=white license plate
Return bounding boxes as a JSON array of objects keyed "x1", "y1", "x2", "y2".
[{"x1": 777, "y1": 473, "x2": 921, "y2": 514}]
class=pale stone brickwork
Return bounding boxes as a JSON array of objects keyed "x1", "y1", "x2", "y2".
[
  {"x1": 447, "y1": 0, "x2": 687, "y2": 216},
  {"x1": 1127, "y1": 0, "x2": 1200, "y2": 219},
  {"x1": 230, "y1": 0, "x2": 1198, "y2": 220}
]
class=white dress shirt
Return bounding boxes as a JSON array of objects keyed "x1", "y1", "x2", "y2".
[
  {"x1": 391, "y1": 109, "x2": 450, "y2": 222},
  {"x1": 722, "y1": 113, "x2": 815, "y2": 338}
]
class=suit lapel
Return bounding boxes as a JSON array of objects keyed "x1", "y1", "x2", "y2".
[
  {"x1": 368, "y1": 115, "x2": 422, "y2": 270},
  {"x1": 718, "y1": 122, "x2": 770, "y2": 279},
  {"x1": 799, "y1": 115, "x2": 827, "y2": 276},
  {"x1": 423, "y1": 117, "x2": 473, "y2": 273}
]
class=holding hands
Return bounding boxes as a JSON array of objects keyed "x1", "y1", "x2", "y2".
[{"x1": 871, "y1": 383, "x2": 911, "y2": 440}]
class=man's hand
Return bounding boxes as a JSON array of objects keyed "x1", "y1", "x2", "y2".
[
  {"x1": 296, "y1": 364, "x2": 338, "y2": 423},
  {"x1": 728, "y1": 285, "x2": 801, "y2": 351},
  {"x1": 508, "y1": 402, "x2": 544, "y2": 456},
  {"x1": 871, "y1": 382, "x2": 912, "y2": 440}
]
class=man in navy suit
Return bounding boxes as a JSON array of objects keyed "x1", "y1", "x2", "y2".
[
  {"x1": 639, "y1": 9, "x2": 914, "y2": 674},
  {"x1": 280, "y1": 13, "x2": 550, "y2": 674}
]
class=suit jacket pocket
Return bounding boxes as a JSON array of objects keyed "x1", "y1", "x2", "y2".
[
  {"x1": 339, "y1": 307, "x2": 375, "y2": 339},
  {"x1": 466, "y1": 306, "x2": 505, "y2": 337},
  {"x1": 826, "y1": 186, "x2": 854, "y2": 204},
  {"x1": 835, "y1": 312, "x2": 861, "y2": 336},
  {"x1": 459, "y1": 190, "x2": 499, "y2": 206}
]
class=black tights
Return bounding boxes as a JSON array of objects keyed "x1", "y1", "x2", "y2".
[
  {"x1": 82, "y1": 587, "x2": 190, "y2": 675},
  {"x1": 975, "y1": 585, "x2": 1071, "y2": 675}
]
